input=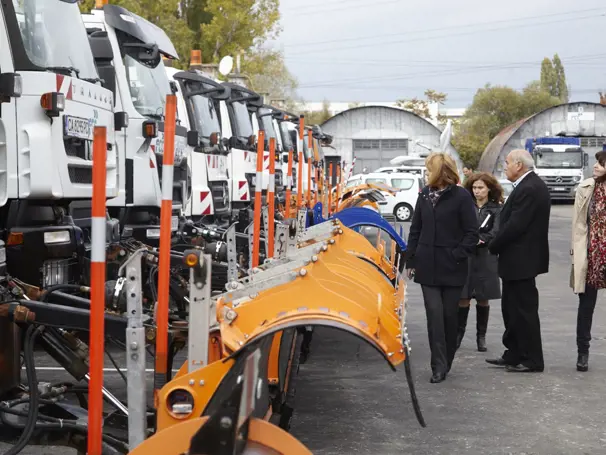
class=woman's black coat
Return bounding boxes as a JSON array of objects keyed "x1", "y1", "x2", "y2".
[
  {"x1": 461, "y1": 200, "x2": 502, "y2": 300},
  {"x1": 405, "y1": 185, "x2": 479, "y2": 287}
]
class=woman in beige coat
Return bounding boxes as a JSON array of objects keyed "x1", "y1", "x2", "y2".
[{"x1": 571, "y1": 149, "x2": 606, "y2": 372}]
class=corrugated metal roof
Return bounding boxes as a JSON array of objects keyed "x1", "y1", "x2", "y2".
[{"x1": 478, "y1": 117, "x2": 528, "y2": 172}]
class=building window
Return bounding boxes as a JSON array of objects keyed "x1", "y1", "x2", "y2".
[
  {"x1": 352, "y1": 139, "x2": 409, "y2": 150},
  {"x1": 580, "y1": 137, "x2": 605, "y2": 148}
]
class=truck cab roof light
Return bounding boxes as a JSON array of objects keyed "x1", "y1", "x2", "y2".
[
  {"x1": 0, "y1": 73, "x2": 22, "y2": 102},
  {"x1": 40, "y1": 92, "x2": 65, "y2": 118}
]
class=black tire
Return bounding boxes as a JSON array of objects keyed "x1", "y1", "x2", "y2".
[{"x1": 394, "y1": 203, "x2": 413, "y2": 222}]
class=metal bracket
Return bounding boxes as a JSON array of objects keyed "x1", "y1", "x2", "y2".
[
  {"x1": 296, "y1": 219, "x2": 340, "y2": 243},
  {"x1": 245, "y1": 221, "x2": 254, "y2": 271},
  {"x1": 296, "y1": 208, "x2": 307, "y2": 234},
  {"x1": 274, "y1": 223, "x2": 289, "y2": 258},
  {"x1": 220, "y1": 269, "x2": 299, "y2": 305},
  {"x1": 118, "y1": 248, "x2": 147, "y2": 450},
  {"x1": 225, "y1": 223, "x2": 238, "y2": 283},
  {"x1": 188, "y1": 254, "x2": 213, "y2": 373},
  {"x1": 262, "y1": 206, "x2": 269, "y2": 259}
]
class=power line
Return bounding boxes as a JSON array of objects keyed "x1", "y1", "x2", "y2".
[
  {"x1": 285, "y1": 0, "x2": 400, "y2": 16},
  {"x1": 281, "y1": 7, "x2": 606, "y2": 48},
  {"x1": 285, "y1": 11, "x2": 606, "y2": 55},
  {"x1": 296, "y1": 53, "x2": 606, "y2": 88}
]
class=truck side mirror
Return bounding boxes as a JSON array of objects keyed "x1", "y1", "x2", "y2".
[
  {"x1": 114, "y1": 111, "x2": 129, "y2": 131},
  {"x1": 187, "y1": 130, "x2": 199, "y2": 147}
]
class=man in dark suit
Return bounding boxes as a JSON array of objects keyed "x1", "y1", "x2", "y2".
[{"x1": 487, "y1": 149, "x2": 550, "y2": 373}]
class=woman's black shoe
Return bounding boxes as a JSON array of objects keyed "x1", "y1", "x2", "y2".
[
  {"x1": 577, "y1": 353, "x2": 589, "y2": 372},
  {"x1": 430, "y1": 372, "x2": 447, "y2": 383}
]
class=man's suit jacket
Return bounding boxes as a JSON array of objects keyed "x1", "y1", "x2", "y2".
[{"x1": 489, "y1": 171, "x2": 551, "y2": 281}]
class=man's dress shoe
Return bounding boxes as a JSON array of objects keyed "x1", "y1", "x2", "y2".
[
  {"x1": 505, "y1": 364, "x2": 542, "y2": 373},
  {"x1": 430, "y1": 372, "x2": 447, "y2": 383},
  {"x1": 485, "y1": 357, "x2": 509, "y2": 366}
]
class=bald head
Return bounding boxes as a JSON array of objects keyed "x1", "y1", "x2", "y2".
[{"x1": 505, "y1": 149, "x2": 534, "y2": 182}]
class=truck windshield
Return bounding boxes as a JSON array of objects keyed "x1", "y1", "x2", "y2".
[
  {"x1": 535, "y1": 150, "x2": 583, "y2": 168},
  {"x1": 13, "y1": 0, "x2": 98, "y2": 80},
  {"x1": 185, "y1": 83, "x2": 221, "y2": 143},
  {"x1": 232, "y1": 100, "x2": 254, "y2": 140},
  {"x1": 259, "y1": 110, "x2": 277, "y2": 141},
  {"x1": 123, "y1": 54, "x2": 171, "y2": 118},
  {"x1": 280, "y1": 123, "x2": 293, "y2": 151}
]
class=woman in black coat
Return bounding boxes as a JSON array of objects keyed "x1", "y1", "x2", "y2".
[
  {"x1": 457, "y1": 172, "x2": 504, "y2": 353},
  {"x1": 405, "y1": 153, "x2": 479, "y2": 384}
]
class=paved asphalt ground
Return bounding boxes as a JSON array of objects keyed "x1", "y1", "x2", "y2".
[{"x1": 2, "y1": 205, "x2": 606, "y2": 455}]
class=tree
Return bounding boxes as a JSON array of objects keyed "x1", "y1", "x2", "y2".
[
  {"x1": 540, "y1": 54, "x2": 568, "y2": 103},
  {"x1": 552, "y1": 54, "x2": 569, "y2": 103},
  {"x1": 200, "y1": 0, "x2": 280, "y2": 62},
  {"x1": 301, "y1": 99, "x2": 332, "y2": 125},
  {"x1": 242, "y1": 47, "x2": 299, "y2": 111},
  {"x1": 396, "y1": 89, "x2": 447, "y2": 123},
  {"x1": 79, "y1": 0, "x2": 298, "y2": 106},
  {"x1": 451, "y1": 82, "x2": 561, "y2": 168}
]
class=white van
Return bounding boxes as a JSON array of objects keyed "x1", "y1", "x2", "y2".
[{"x1": 346, "y1": 172, "x2": 422, "y2": 221}]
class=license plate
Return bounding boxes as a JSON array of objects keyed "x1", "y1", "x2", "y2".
[
  {"x1": 64, "y1": 115, "x2": 93, "y2": 140},
  {"x1": 553, "y1": 187, "x2": 567, "y2": 192},
  {"x1": 171, "y1": 216, "x2": 179, "y2": 231}
]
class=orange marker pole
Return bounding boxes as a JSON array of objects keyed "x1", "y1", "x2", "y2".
[
  {"x1": 267, "y1": 138, "x2": 276, "y2": 258},
  {"x1": 252, "y1": 130, "x2": 265, "y2": 268},
  {"x1": 88, "y1": 126, "x2": 107, "y2": 455},
  {"x1": 154, "y1": 95, "x2": 177, "y2": 397},
  {"x1": 328, "y1": 163, "x2": 333, "y2": 216},
  {"x1": 336, "y1": 163, "x2": 341, "y2": 211},
  {"x1": 306, "y1": 130, "x2": 312, "y2": 208},
  {"x1": 285, "y1": 149, "x2": 293, "y2": 218},
  {"x1": 297, "y1": 116, "x2": 304, "y2": 209}
]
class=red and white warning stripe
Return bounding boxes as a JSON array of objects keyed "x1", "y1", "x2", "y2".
[
  {"x1": 56, "y1": 75, "x2": 73, "y2": 100},
  {"x1": 238, "y1": 181, "x2": 248, "y2": 201},
  {"x1": 199, "y1": 190, "x2": 212, "y2": 215}
]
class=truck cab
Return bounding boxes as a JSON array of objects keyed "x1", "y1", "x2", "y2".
[
  {"x1": 525, "y1": 137, "x2": 588, "y2": 201},
  {"x1": 253, "y1": 105, "x2": 285, "y2": 203},
  {"x1": 0, "y1": 0, "x2": 118, "y2": 289},
  {"x1": 220, "y1": 83, "x2": 263, "y2": 211},
  {"x1": 166, "y1": 68, "x2": 231, "y2": 222},
  {"x1": 82, "y1": 4, "x2": 192, "y2": 244}
]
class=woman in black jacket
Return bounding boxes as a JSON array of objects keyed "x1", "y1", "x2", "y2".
[
  {"x1": 405, "y1": 153, "x2": 479, "y2": 384},
  {"x1": 457, "y1": 172, "x2": 504, "y2": 353}
]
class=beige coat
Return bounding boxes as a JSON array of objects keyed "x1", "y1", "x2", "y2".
[{"x1": 570, "y1": 178, "x2": 595, "y2": 294}]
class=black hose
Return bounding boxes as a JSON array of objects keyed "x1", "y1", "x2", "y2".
[
  {"x1": 41, "y1": 284, "x2": 90, "y2": 302},
  {"x1": 403, "y1": 344, "x2": 426, "y2": 428},
  {"x1": 3, "y1": 325, "x2": 41, "y2": 455}
]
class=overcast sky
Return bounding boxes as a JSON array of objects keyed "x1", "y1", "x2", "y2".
[{"x1": 270, "y1": 0, "x2": 606, "y2": 107}]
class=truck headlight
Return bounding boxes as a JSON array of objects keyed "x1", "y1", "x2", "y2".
[
  {"x1": 146, "y1": 228, "x2": 161, "y2": 239},
  {"x1": 573, "y1": 175, "x2": 581, "y2": 183},
  {"x1": 43, "y1": 230, "x2": 71, "y2": 245},
  {"x1": 42, "y1": 259, "x2": 72, "y2": 287}
]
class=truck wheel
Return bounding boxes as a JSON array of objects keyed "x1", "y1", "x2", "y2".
[{"x1": 394, "y1": 203, "x2": 413, "y2": 222}]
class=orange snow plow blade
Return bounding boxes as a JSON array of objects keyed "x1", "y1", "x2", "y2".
[{"x1": 217, "y1": 232, "x2": 407, "y2": 370}]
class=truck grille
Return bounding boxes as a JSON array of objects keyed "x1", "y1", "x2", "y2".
[
  {"x1": 69, "y1": 167, "x2": 93, "y2": 184},
  {"x1": 210, "y1": 181, "x2": 229, "y2": 214},
  {"x1": 541, "y1": 176, "x2": 575, "y2": 185}
]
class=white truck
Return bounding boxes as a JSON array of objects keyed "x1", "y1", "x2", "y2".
[
  {"x1": 0, "y1": 0, "x2": 118, "y2": 288},
  {"x1": 524, "y1": 137, "x2": 588, "y2": 201},
  {"x1": 165, "y1": 67, "x2": 231, "y2": 222},
  {"x1": 82, "y1": 3, "x2": 193, "y2": 244},
  {"x1": 220, "y1": 82, "x2": 263, "y2": 211}
]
